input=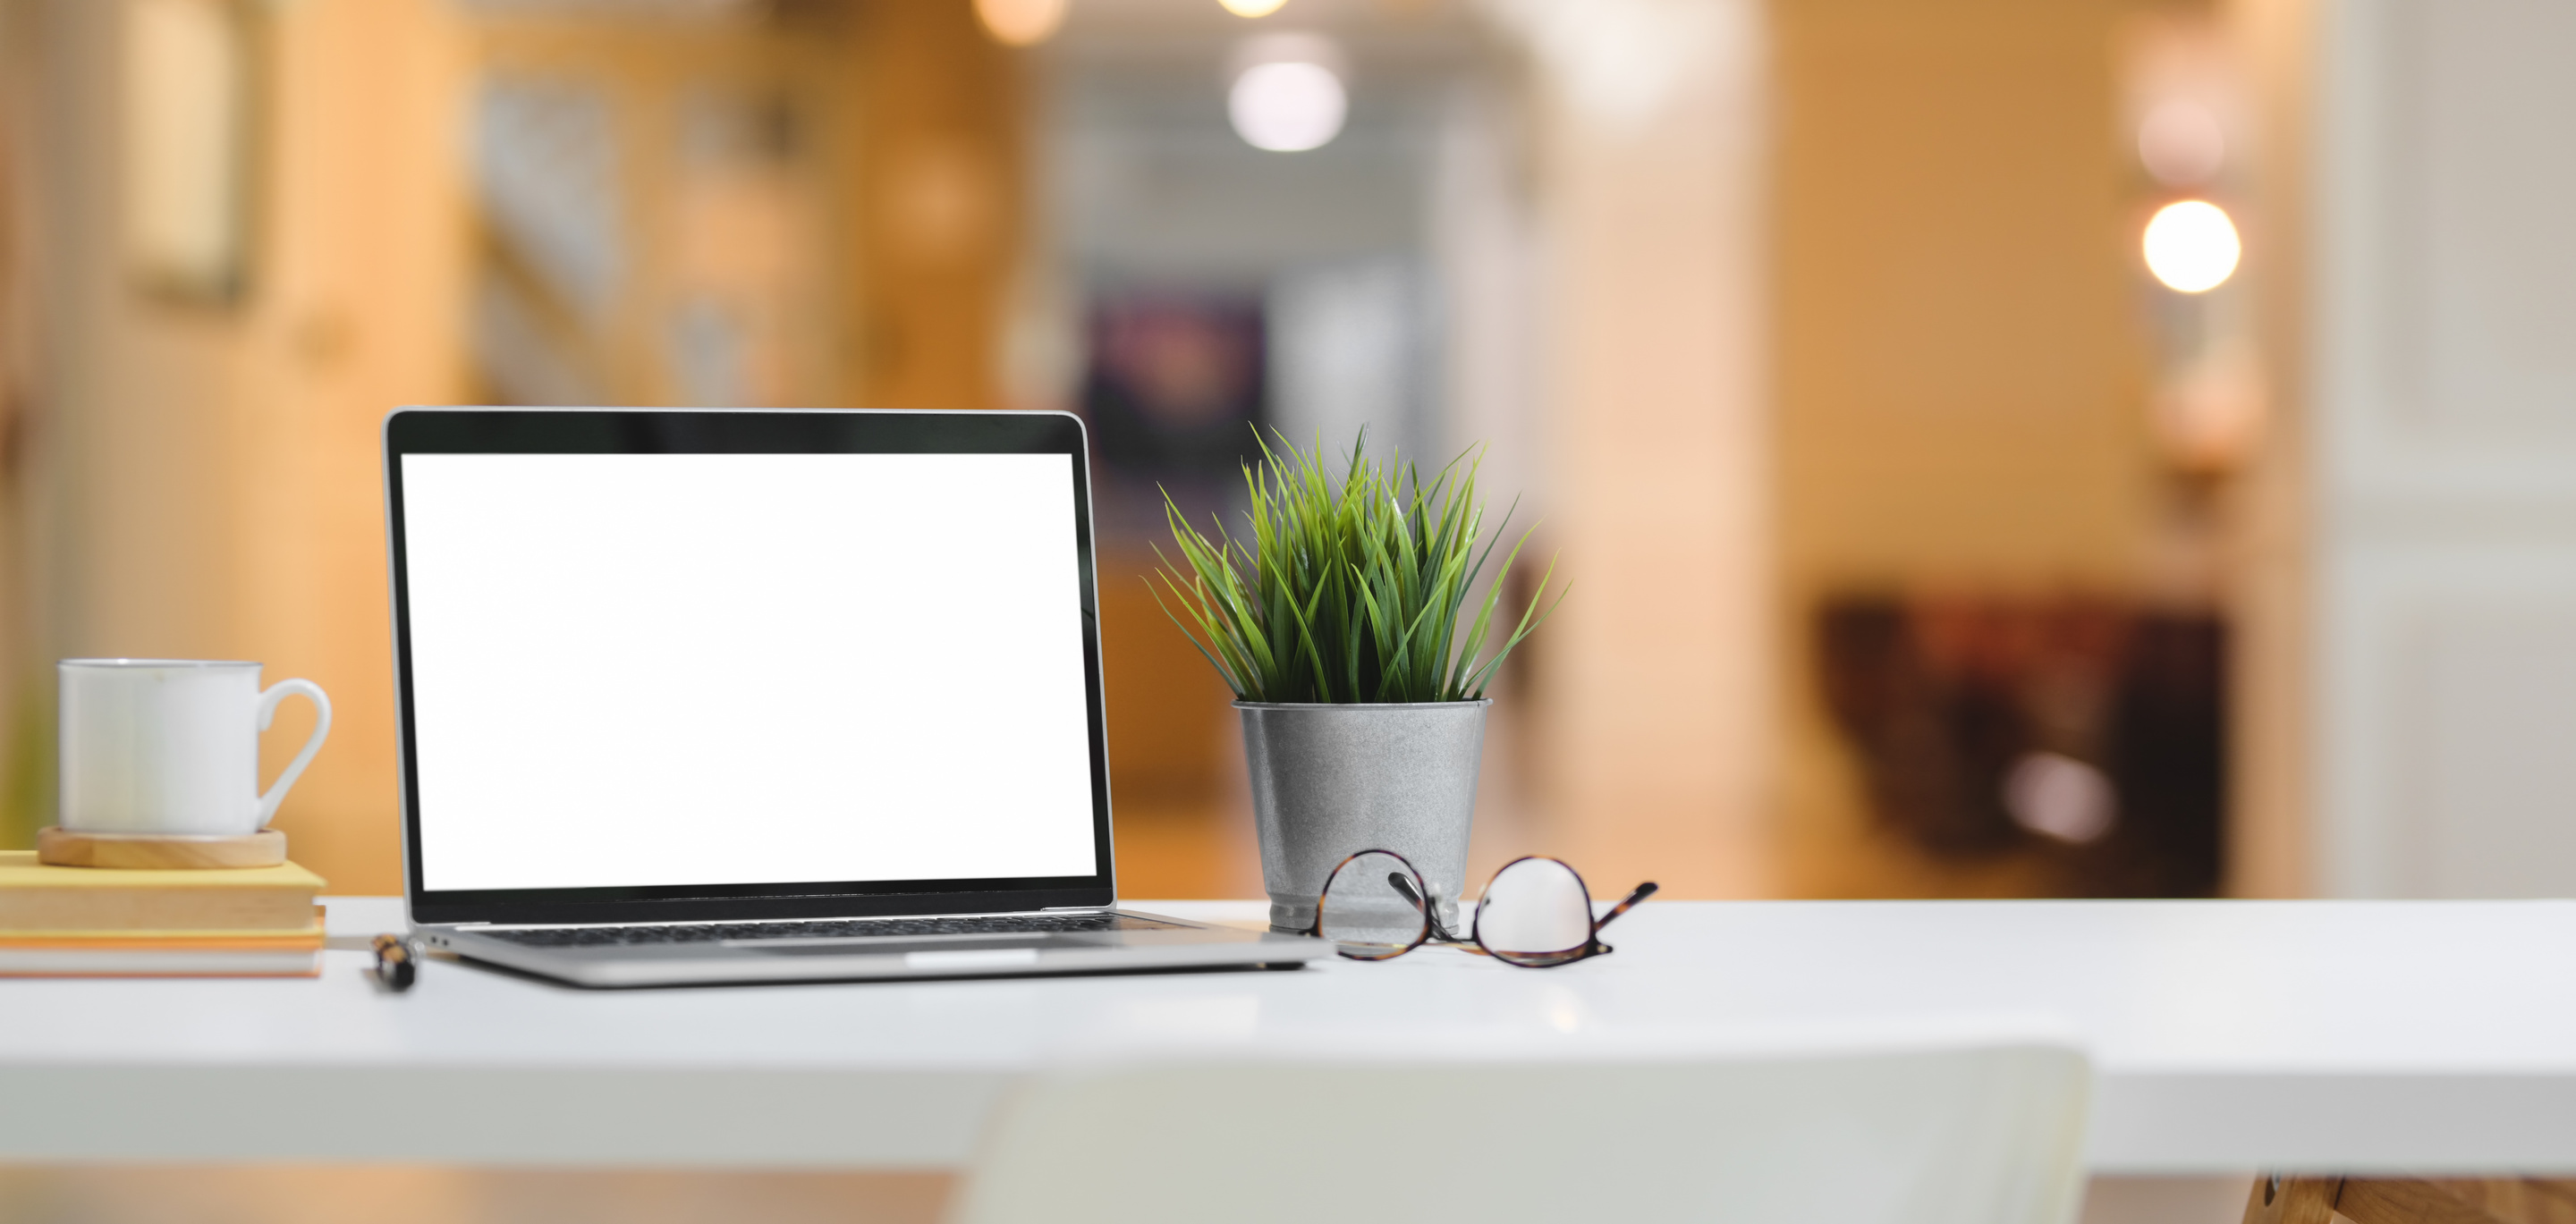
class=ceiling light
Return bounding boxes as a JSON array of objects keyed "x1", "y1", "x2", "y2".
[
  {"x1": 975, "y1": 0, "x2": 1065, "y2": 47},
  {"x1": 1228, "y1": 61, "x2": 1345, "y2": 152},
  {"x1": 2143, "y1": 199, "x2": 2241, "y2": 293},
  {"x1": 1219, "y1": 0, "x2": 1288, "y2": 16}
]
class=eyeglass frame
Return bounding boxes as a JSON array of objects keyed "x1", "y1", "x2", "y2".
[{"x1": 1298, "y1": 848, "x2": 1658, "y2": 967}]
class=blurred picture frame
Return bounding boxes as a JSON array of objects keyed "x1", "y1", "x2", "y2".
[{"x1": 121, "y1": 0, "x2": 258, "y2": 304}]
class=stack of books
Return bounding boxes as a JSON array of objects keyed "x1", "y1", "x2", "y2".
[{"x1": 0, "y1": 849, "x2": 327, "y2": 976}]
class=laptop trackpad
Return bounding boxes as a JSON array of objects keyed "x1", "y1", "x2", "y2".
[{"x1": 741, "y1": 936, "x2": 1077, "y2": 958}]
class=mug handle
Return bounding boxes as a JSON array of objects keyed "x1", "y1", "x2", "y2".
[{"x1": 255, "y1": 679, "x2": 333, "y2": 827}]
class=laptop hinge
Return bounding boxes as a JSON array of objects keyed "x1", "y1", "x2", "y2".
[{"x1": 1041, "y1": 905, "x2": 1110, "y2": 912}]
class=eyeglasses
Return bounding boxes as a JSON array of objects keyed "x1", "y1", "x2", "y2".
[{"x1": 1301, "y1": 849, "x2": 1657, "y2": 967}]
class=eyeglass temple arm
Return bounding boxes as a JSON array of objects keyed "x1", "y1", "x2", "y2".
[{"x1": 1590, "y1": 882, "x2": 1659, "y2": 935}]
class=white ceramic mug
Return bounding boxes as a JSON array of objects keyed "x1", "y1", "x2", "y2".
[{"x1": 57, "y1": 660, "x2": 333, "y2": 837}]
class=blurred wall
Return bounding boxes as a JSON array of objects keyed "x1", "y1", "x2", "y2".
[
  {"x1": 462, "y1": 11, "x2": 862, "y2": 409},
  {"x1": 0, "y1": 0, "x2": 470, "y2": 891},
  {"x1": 854, "y1": 0, "x2": 1025, "y2": 414},
  {"x1": 0, "y1": 2, "x2": 39, "y2": 846},
  {"x1": 1769, "y1": 0, "x2": 2161, "y2": 895},
  {"x1": 1502, "y1": 0, "x2": 1774, "y2": 899},
  {"x1": 2225, "y1": 0, "x2": 2310, "y2": 898}
]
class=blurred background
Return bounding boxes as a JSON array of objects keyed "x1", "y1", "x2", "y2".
[
  {"x1": 7, "y1": 0, "x2": 2576, "y2": 909},
  {"x1": 4, "y1": 0, "x2": 2575, "y2": 1219}
]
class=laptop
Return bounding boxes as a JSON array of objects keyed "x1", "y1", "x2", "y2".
[{"x1": 381, "y1": 407, "x2": 1331, "y2": 987}]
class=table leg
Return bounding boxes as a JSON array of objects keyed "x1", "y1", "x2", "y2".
[
  {"x1": 2243, "y1": 1175, "x2": 2343, "y2": 1224},
  {"x1": 2248, "y1": 1177, "x2": 2576, "y2": 1224}
]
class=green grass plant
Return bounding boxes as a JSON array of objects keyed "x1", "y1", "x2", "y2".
[{"x1": 1151, "y1": 430, "x2": 1561, "y2": 705}]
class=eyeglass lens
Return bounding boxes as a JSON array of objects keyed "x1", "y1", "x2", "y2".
[
  {"x1": 1474, "y1": 857, "x2": 1595, "y2": 967},
  {"x1": 1317, "y1": 850, "x2": 1431, "y2": 959}
]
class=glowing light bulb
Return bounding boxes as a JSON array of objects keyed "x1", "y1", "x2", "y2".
[
  {"x1": 2143, "y1": 199, "x2": 2241, "y2": 293},
  {"x1": 1219, "y1": 0, "x2": 1288, "y2": 16},
  {"x1": 1228, "y1": 61, "x2": 1345, "y2": 152},
  {"x1": 975, "y1": 0, "x2": 1065, "y2": 46}
]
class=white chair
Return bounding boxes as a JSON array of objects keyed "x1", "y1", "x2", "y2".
[{"x1": 949, "y1": 1032, "x2": 2093, "y2": 1224}]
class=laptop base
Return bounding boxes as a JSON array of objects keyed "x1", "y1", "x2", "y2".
[{"x1": 420, "y1": 908, "x2": 1334, "y2": 988}]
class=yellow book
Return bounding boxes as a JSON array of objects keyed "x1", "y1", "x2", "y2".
[
  {"x1": 0, "y1": 908, "x2": 327, "y2": 977},
  {"x1": 0, "y1": 911, "x2": 327, "y2": 948},
  {"x1": 0, "y1": 851, "x2": 326, "y2": 933}
]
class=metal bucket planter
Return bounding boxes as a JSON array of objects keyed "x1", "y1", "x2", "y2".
[{"x1": 1237, "y1": 699, "x2": 1490, "y2": 935}]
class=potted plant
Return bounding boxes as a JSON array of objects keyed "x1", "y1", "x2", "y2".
[{"x1": 1154, "y1": 432, "x2": 1559, "y2": 934}]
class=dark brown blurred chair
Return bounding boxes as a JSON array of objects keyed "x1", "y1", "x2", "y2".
[{"x1": 1817, "y1": 595, "x2": 2225, "y2": 896}]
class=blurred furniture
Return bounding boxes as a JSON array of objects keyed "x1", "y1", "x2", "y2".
[
  {"x1": 1818, "y1": 596, "x2": 2225, "y2": 895},
  {"x1": 2245, "y1": 1176, "x2": 2576, "y2": 1224},
  {"x1": 950, "y1": 1040, "x2": 2090, "y2": 1224},
  {"x1": 5, "y1": 898, "x2": 2576, "y2": 1174}
]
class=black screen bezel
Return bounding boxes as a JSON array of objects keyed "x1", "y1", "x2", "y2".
[{"x1": 384, "y1": 408, "x2": 1117, "y2": 926}]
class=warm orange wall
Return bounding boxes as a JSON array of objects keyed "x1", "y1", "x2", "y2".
[
  {"x1": 242, "y1": 0, "x2": 471, "y2": 894},
  {"x1": 851, "y1": 0, "x2": 1026, "y2": 414},
  {"x1": 1775, "y1": 0, "x2": 2152, "y2": 588},
  {"x1": 0, "y1": 4, "x2": 29, "y2": 848},
  {"x1": 1770, "y1": 0, "x2": 2159, "y2": 894},
  {"x1": 5, "y1": 0, "x2": 467, "y2": 892}
]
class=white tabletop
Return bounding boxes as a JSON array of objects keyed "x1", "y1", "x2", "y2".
[{"x1": 4, "y1": 897, "x2": 2573, "y2": 1174}]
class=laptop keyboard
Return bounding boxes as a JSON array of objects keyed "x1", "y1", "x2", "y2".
[{"x1": 480, "y1": 912, "x2": 1159, "y2": 949}]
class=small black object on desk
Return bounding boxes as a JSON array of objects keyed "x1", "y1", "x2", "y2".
[{"x1": 371, "y1": 933, "x2": 418, "y2": 992}]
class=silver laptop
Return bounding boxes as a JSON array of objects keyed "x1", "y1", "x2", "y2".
[{"x1": 382, "y1": 407, "x2": 1329, "y2": 987}]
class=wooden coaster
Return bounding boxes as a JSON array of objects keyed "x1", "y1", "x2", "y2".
[{"x1": 36, "y1": 826, "x2": 288, "y2": 869}]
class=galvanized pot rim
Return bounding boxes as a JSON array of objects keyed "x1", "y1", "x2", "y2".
[{"x1": 1231, "y1": 698, "x2": 1493, "y2": 711}]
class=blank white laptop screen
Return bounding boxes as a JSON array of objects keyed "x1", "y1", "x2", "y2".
[{"x1": 399, "y1": 452, "x2": 1100, "y2": 892}]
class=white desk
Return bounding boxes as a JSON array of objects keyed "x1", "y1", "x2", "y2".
[{"x1": 4, "y1": 898, "x2": 2573, "y2": 1174}]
